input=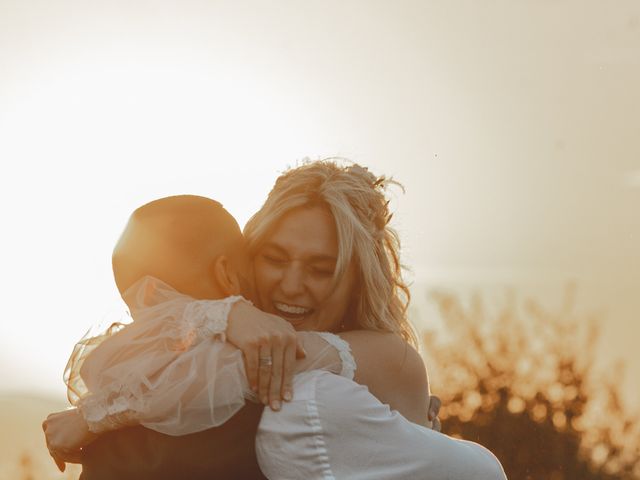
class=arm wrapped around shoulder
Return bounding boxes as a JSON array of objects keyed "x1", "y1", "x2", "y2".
[
  {"x1": 66, "y1": 276, "x2": 253, "y2": 436},
  {"x1": 65, "y1": 277, "x2": 360, "y2": 436}
]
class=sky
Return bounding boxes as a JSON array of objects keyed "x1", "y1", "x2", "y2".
[{"x1": 1, "y1": 0, "x2": 638, "y2": 408}]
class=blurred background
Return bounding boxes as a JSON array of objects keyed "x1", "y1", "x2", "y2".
[{"x1": 1, "y1": 0, "x2": 638, "y2": 478}]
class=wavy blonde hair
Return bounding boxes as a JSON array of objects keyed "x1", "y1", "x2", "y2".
[{"x1": 243, "y1": 158, "x2": 417, "y2": 347}]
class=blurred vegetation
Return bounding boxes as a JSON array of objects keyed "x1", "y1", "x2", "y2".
[{"x1": 423, "y1": 286, "x2": 640, "y2": 480}]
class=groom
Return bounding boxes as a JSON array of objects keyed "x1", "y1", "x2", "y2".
[
  {"x1": 52, "y1": 195, "x2": 271, "y2": 479},
  {"x1": 46, "y1": 195, "x2": 505, "y2": 480}
]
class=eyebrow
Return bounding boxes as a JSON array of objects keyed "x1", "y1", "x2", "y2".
[{"x1": 261, "y1": 242, "x2": 337, "y2": 263}]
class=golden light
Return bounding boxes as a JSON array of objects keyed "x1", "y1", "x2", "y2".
[{"x1": 0, "y1": 30, "x2": 327, "y2": 397}]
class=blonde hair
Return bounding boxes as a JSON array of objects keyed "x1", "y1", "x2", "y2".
[{"x1": 244, "y1": 159, "x2": 417, "y2": 347}]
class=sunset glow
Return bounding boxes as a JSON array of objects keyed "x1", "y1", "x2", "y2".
[{"x1": 1, "y1": 1, "x2": 639, "y2": 477}]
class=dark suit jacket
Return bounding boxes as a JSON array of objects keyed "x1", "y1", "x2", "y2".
[{"x1": 80, "y1": 403, "x2": 267, "y2": 480}]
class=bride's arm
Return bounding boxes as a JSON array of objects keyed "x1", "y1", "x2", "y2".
[
  {"x1": 43, "y1": 320, "x2": 350, "y2": 465},
  {"x1": 43, "y1": 327, "x2": 427, "y2": 473}
]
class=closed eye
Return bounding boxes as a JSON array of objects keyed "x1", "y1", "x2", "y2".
[
  {"x1": 262, "y1": 253, "x2": 287, "y2": 265},
  {"x1": 309, "y1": 265, "x2": 335, "y2": 276}
]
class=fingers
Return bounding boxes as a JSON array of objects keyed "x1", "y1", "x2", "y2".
[
  {"x1": 243, "y1": 343, "x2": 259, "y2": 393},
  {"x1": 428, "y1": 395, "x2": 442, "y2": 422},
  {"x1": 47, "y1": 446, "x2": 64, "y2": 472},
  {"x1": 53, "y1": 454, "x2": 66, "y2": 473},
  {"x1": 46, "y1": 445, "x2": 66, "y2": 473},
  {"x1": 269, "y1": 338, "x2": 284, "y2": 411},
  {"x1": 50, "y1": 447, "x2": 83, "y2": 470},
  {"x1": 43, "y1": 418, "x2": 61, "y2": 471},
  {"x1": 432, "y1": 417, "x2": 442, "y2": 432},
  {"x1": 61, "y1": 449, "x2": 83, "y2": 464},
  {"x1": 281, "y1": 340, "x2": 296, "y2": 402},
  {"x1": 228, "y1": 309, "x2": 300, "y2": 407},
  {"x1": 258, "y1": 344, "x2": 272, "y2": 405},
  {"x1": 427, "y1": 394, "x2": 442, "y2": 432},
  {"x1": 295, "y1": 340, "x2": 307, "y2": 359}
]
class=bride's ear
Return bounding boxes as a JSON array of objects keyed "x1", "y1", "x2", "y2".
[{"x1": 211, "y1": 255, "x2": 242, "y2": 296}]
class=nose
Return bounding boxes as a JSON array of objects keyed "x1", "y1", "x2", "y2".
[{"x1": 279, "y1": 262, "x2": 306, "y2": 298}]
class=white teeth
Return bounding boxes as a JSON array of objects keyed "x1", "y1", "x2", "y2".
[{"x1": 274, "y1": 302, "x2": 311, "y2": 315}]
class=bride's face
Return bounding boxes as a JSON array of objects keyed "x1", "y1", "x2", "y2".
[{"x1": 253, "y1": 205, "x2": 356, "y2": 332}]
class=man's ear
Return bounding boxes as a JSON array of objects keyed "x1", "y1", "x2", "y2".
[{"x1": 211, "y1": 255, "x2": 242, "y2": 296}]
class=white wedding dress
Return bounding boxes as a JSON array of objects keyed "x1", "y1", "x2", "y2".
[{"x1": 257, "y1": 370, "x2": 505, "y2": 479}]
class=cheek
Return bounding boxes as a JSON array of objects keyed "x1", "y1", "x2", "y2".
[
  {"x1": 253, "y1": 260, "x2": 273, "y2": 296},
  {"x1": 334, "y1": 291, "x2": 353, "y2": 318},
  {"x1": 330, "y1": 274, "x2": 357, "y2": 318},
  {"x1": 307, "y1": 277, "x2": 336, "y2": 303},
  {"x1": 316, "y1": 280, "x2": 354, "y2": 321}
]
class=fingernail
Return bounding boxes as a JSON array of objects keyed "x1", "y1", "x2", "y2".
[
  {"x1": 271, "y1": 400, "x2": 281, "y2": 411},
  {"x1": 283, "y1": 391, "x2": 292, "y2": 401}
]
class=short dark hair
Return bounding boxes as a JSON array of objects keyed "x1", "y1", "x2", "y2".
[{"x1": 113, "y1": 195, "x2": 247, "y2": 298}]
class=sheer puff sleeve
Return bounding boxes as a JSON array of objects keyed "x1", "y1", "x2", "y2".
[
  {"x1": 64, "y1": 276, "x2": 358, "y2": 436},
  {"x1": 65, "y1": 276, "x2": 252, "y2": 436}
]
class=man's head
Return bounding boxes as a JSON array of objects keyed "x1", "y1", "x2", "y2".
[{"x1": 112, "y1": 195, "x2": 250, "y2": 303}]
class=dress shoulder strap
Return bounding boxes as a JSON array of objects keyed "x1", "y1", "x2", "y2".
[{"x1": 314, "y1": 332, "x2": 357, "y2": 380}]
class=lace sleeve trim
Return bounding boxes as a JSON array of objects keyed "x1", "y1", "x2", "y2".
[
  {"x1": 77, "y1": 295, "x2": 251, "y2": 432},
  {"x1": 315, "y1": 332, "x2": 357, "y2": 380},
  {"x1": 180, "y1": 295, "x2": 249, "y2": 343},
  {"x1": 77, "y1": 382, "x2": 144, "y2": 433}
]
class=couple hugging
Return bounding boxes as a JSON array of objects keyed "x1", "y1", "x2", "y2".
[{"x1": 43, "y1": 160, "x2": 506, "y2": 479}]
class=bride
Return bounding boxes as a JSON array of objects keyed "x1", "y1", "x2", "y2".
[{"x1": 43, "y1": 160, "x2": 505, "y2": 479}]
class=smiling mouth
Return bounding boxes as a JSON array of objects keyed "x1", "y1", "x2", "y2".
[{"x1": 273, "y1": 302, "x2": 313, "y2": 323}]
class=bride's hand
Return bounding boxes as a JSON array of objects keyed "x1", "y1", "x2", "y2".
[
  {"x1": 42, "y1": 408, "x2": 97, "y2": 472},
  {"x1": 428, "y1": 394, "x2": 442, "y2": 432},
  {"x1": 227, "y1": 301, "x2": 306, "y2": 411}
]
